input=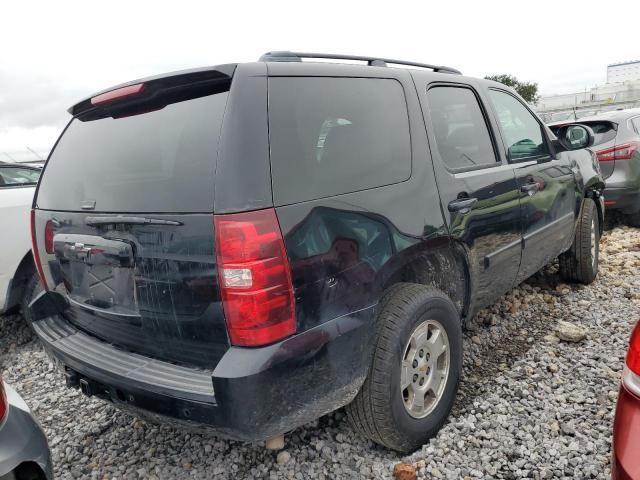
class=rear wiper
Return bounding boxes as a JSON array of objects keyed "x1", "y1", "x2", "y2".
[{"x1": 85, "y1": 216, "x2": 183, "y2": 226}]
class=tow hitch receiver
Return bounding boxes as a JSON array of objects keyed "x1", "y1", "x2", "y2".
[
  {"x1": 64, "y1": 368, "x2": 98, "y2": 398},
  {"x1": 64, "y1": 369, "x2": 80, "y2": 389},
  {"x1": 79, "y1": 378, "x2": 93, "y2": 397}
]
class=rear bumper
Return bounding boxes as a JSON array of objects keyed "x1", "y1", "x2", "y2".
[
  {"x1": 604, "y1": 187, "x2": 640, "y2": 214},
  {"x1": 0, "y1": 383, "x2": 53, "y2": 480},
  {"x1": 612, "y1": 385, "x2": 640, "y2": 480},
  {"x1": 31, "y1": 306, "x2": 375, "y2": 442}
]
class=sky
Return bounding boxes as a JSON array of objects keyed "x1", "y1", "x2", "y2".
[{"x1": 1, "y1": 0, "x2": 638, "y2": 161}]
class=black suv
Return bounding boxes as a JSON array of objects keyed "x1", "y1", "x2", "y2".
[{"x1": 28, "y1": 52, "x2": 604, "y2": 452}]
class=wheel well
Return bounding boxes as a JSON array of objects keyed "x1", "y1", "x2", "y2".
[
  {"x1": 586, "y1": 187, "x2": 605, "y2": 234},
  {"x1": 383, "y1": 246, "x2": 469, "y2": 317},
  {"x1": 6, "y1": 251, "x2": 36, "y2": 311},
  {"x1": 14, "y1": 461, "x2": 48, "y2": 480}
]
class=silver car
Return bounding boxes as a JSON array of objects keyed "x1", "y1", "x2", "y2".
[
  {"x1": 0, "y1": 380, "x2": 52, "y2": 480},
  {"x1": 552, "y1": 108, "x2": 640, "y2": 225}
]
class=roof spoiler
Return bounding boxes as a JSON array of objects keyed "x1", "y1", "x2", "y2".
[{"x1": 68, "y1": 64, "x2": 236, "y2": 118}]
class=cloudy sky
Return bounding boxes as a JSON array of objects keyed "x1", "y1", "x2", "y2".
[{"x1": 1, "y1": 0, "x2": 638, "y2": 161}]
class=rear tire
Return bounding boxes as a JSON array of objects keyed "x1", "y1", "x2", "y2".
[
  {"x1": 346, "y1": 283, "x2": 462, "y2": 453},
  {"x1": 559, "y1": 199, "x2": 599, "y2": 284}
]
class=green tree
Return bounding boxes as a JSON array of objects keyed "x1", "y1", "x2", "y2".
[{"x1": 484, "y1": 74, "x2": 540, "y2": 104}]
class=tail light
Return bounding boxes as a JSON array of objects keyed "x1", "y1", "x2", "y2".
[
  {"x1": 0, "y1": 380, "x2": 7, "y2": 424},
  {"x1": 214, "y1": 208, "x2": 296, "y2": 347},
  {"x1": 623, "y1": 322, "x2": 640, "y2": 398},
  {"x1": 30, "y1": 209, "x2": 49, "y2": 290},
  {"x1": 44, "y1": 220, "x2": 54, "y2": 254},
  {"x1": 596, "y1": 142, "x2": 640, "y2": 162}
]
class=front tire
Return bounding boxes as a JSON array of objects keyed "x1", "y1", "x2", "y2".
[
  {"x1": 559, "y1": 199, "x2": 599, "y2": 284},
  {"x1": 346, "y1": 283, "x2": 462, "y2": 452}
]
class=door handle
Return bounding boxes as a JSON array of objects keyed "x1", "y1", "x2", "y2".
[
  {"x1": 448, "y1": 197, "x2": 478, "y2": 214},
  {"x1": 520, "y1": 182, "x2": 540, "y2": 195}
]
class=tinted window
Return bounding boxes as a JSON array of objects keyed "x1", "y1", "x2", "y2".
[
  {"x1": 489, "y1": 90, "x2": 550, "y2": 161},
  {"x1": 37, "y1": 91, "x2": 229, "y2": 212},
  {"x1": 0, "y1": 166, "x2": 40, "y2": 187},
  {"x1": 427, "y1": 86, "x2": 497, "y2": 169},
  {"x1": 269, "y1": 77, "x2": 411, "y2": 204}
]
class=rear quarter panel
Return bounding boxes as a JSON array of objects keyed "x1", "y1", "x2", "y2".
[
  {"x1": 271, "y1": 68, "x2": 451, "y2": 390},
  {"x1": 606, "y1": 123, "x2": 640, "y2": 190},
  {"x1": 0, "y1": 186, "x2": 35, "y2": 312}
]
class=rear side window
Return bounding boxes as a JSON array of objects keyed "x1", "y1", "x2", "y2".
[
  {"x1": 268, "y1": 77, "x2": 411, "y2": 205},
  {"x1": 37, "y1": 91, "x2": 229, "y2": 212},
  {"x1": 630, "y1": 117, "x2": 640, "y2": 135},
  {"x1": 427, "y1": 86, "x2": 497, "y2": 170}
]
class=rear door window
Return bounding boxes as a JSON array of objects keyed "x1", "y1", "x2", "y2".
[
  {"x1": 37, "y1": 90, "x2": 229, "y2": 212},
  {"x1": 426, "y1": 86, "x2": 498, "y2": 170},
  {"x1": 268, "y1": 77, "x2": 411, "y2": 205}
]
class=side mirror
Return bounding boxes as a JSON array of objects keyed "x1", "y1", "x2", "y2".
[{"x1": 553, "y1": 124, "x2": 595, "y2": 152}]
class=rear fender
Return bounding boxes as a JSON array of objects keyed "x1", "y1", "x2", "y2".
[
  {"x1": 378, "y1": 237, "x2": 470, "y2": 319},
  {"x1": 572, "y1": 149, "x2": 605, "y2": 233},
  {"x1": 574, "y1": 149, "x2": 605, "y2": 193}
]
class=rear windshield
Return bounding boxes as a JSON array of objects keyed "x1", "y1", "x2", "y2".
[
  {"x1": 0, "y1": 166, "x2": 40, "y2": 187},
  {"x1": 268, "y1": 77, "x2": 411, "y2": 205},
  {"x1": 37, "y1": 90, "x2": 229, "y2": 212},
  {"x1": 582, "y1": 121, "x2": 617, "y2": 146}
]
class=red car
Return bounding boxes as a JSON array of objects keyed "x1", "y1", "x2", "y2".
[{"x1": 613, "y1": 322, "x2": 640, "y2": 479}]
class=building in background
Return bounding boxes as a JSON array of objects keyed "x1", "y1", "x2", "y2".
[
  {"x1": 536, "y1": 60, "x2": 640, "y2": 123},
  {"x1": 608, "y1": 60, "x2": 640, "y2": 83}
]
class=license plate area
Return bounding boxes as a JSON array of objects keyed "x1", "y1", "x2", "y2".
[{"x1": 53, "y1": 233, "x2": 138, "y2": 315}]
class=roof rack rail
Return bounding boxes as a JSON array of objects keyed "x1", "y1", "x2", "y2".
[{"x1": 258, "y1": 51, "x2": 461, "y2": 75}]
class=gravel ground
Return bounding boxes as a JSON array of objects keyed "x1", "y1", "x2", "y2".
[{"x1": 2, "y1": 222, "x2": 640, "y2": 479}]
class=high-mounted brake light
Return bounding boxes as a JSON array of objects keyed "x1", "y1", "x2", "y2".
[
  {"x1": 30, "y1": 209, "x2": 49, "y2": 291},
  {"x1": 90, "y1": 83, "x2": 145, "y2": 106},
  {"x1": 623, "y1": 322, "x2": 640, "y2": 398},
  {"x1": 596, "y1": 142, "x2": 639, "y2": 162},
  {"x1": 214, "y1": 208, "x2": 296, "y2": 347},
  {"x1": 0, "y1": 379, "x2": 7, "y2": 424}
]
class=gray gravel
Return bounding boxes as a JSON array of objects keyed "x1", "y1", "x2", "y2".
[{"x1": 2, "y1": 223, "x2": 639, "y2": 479}]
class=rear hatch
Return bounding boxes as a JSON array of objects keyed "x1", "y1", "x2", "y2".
[
  {"x1": 32, "y1": 68, "x2": 234, "y2": 368},
  {"x1": 553, "y1": 120, "x2": 619, "y2": 178},
  {"x1": 584, "y1": 120, "x2": 619, "y2": 178}
]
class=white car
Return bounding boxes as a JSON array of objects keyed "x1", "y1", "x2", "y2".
[{"x1": 0, "y1": 163, "x2": 42, "y2": 314}]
